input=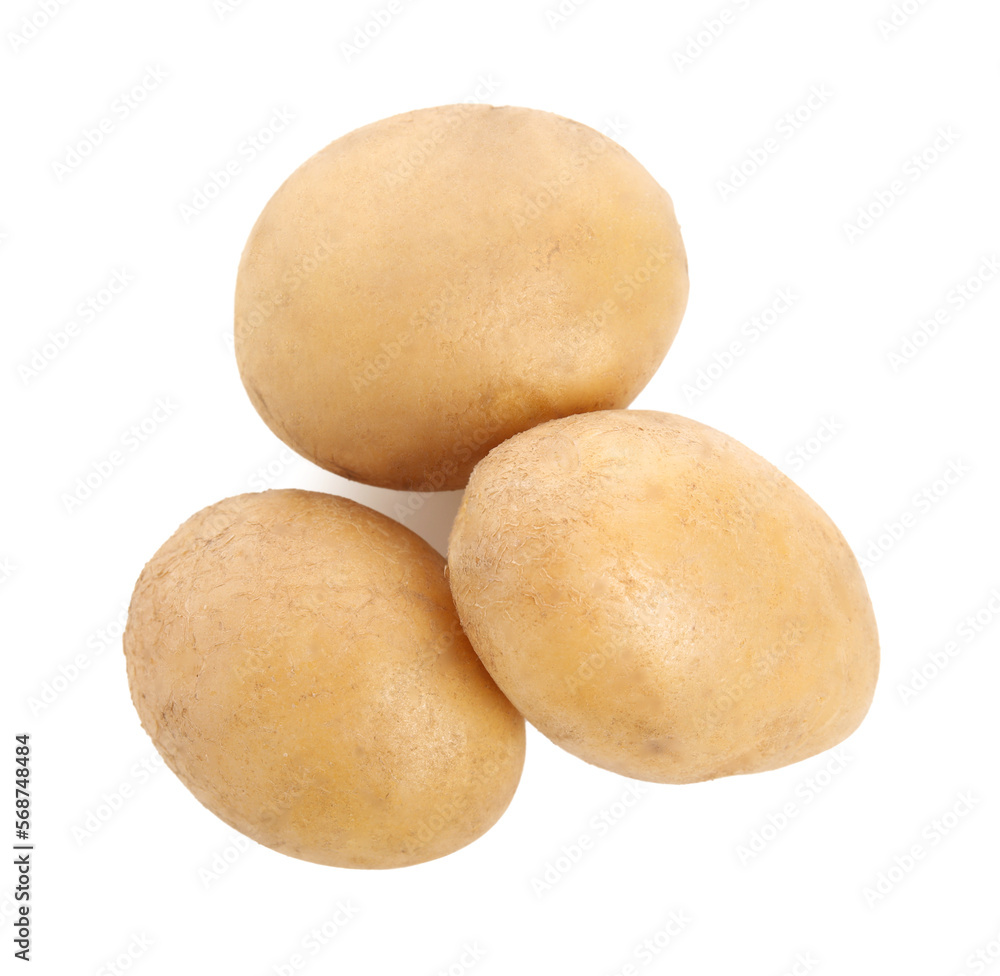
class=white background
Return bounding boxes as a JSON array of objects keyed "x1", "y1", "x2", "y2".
[{"x1": 3, "y1": 0, "x2": 1000, "y2": 973}]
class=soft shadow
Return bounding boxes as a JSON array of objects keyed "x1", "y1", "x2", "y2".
[
  {"x1": 289, "y1": 464, "x2": 466, "y2": 556},
  {"x1": 390, "y1": 489, "x2": 465, "y2": 555}
]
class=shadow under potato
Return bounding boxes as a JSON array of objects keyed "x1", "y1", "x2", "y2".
[{"x1": 339, "y1": 482, "x2": 465, "y2": 557}]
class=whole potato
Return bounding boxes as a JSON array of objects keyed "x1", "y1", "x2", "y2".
[
  {"x1": 124, "y1": 490, "x2": 525, "y2": 868},
  {"x1": 235, "y1": 104, "x2": 688, "y2": 490},
  {"x1": 447, "y1": 411, "x2": 879, "y2": 784}
]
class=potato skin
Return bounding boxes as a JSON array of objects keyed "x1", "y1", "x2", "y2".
[
  {"x1": 447, "y1": 411, "x2": 879, "y2": 784},
  {"x1": 124, "y1": 490, "x2": 524, "y2": 868},
  {"x1": 235, "y1": 104, "x2": 688, "y2": 491}
]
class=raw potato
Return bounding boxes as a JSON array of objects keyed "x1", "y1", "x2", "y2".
[
  {"x1": 447, "y1": 411, "x2": 879, "y2": 784},
  {"x1": 235, "y1": 104, "x2": 688, "y2": 491},
  {"x1": 124, "y1": 490, "x2": 525, "y2": 868}
]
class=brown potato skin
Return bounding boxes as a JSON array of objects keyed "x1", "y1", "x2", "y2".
[
  {"x1": 447, "y1": 411, "x2": 879, "y2": 784},
  {"x1": 235, "y1": 104, "x2": 688, "y2": 490},
  {"x1": 124, "y1": 490, "x2": 524, "y2": 868}
]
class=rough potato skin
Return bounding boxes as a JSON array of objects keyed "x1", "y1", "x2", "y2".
[
  {"x1": 235, "y1": 104, "x2": 688, "y2": 491},
  {"x1": 124, "y1": 490, "x2": 525, "y2": 868},
  {"x1": 447, "y1": 411, "x2": 879, "y2": 784}
]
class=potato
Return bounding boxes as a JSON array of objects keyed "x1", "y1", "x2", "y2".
[
  {"x1": 235, "y1": 104, "x2": 688, "y2": 491},
  {"x1": 124, "y1": 489, "x2": 525, "y2": 868},
  {"x1": 447, "y1": 411, "x2": 879, "y2": 784}
]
